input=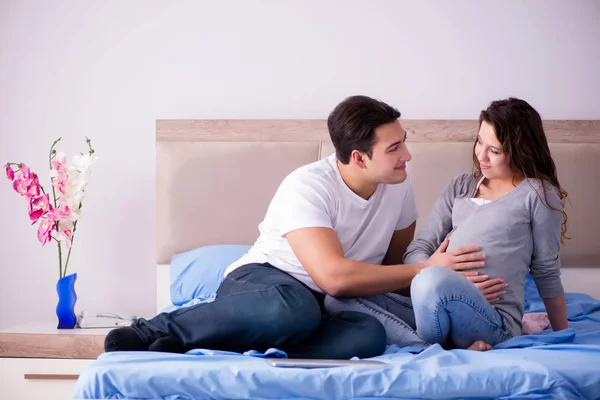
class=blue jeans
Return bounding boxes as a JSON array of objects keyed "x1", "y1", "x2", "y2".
[
  {"x1": 131, "y1": 263, "x2": 386, "y2": 359},
  {"x1": 325, "y1": 266, "x2": 513, "y2": 349}
]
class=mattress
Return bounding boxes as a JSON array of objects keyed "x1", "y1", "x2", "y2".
[{"x1": 73, "y1": 279, "x2": 600, "y2": 400}]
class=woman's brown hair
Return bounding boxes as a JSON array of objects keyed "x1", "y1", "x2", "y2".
[{"x1": 473, "y1": 97, "x2": 569, "y2": 244}]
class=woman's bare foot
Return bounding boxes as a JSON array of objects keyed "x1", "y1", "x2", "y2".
[{"x1": 466, "y1": 340, "x2": 492, "y2": 351}]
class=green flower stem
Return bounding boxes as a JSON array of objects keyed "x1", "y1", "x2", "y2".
[
  {"x1": 62, "y1": 220, "x2": 78, "y2": 277},
  {"x1": 58, "y1": 241, "x2": 63, "y2": 279},
  {"x1": 49, "y1": 137, "x2": 62, "y2": 277}
]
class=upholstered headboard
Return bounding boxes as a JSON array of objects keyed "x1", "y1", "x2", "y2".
[{"x1": 156, "y1": 120, "x2": 600, "y2": 268}]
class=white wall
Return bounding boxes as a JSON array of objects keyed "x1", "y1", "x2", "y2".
[{"x1": 1, "y1": 0, "x2": 599, "y2": 328}]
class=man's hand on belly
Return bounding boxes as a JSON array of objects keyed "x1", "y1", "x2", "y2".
[{"x1": 424, "y1": 237, "x2": 486, "y2": 272}]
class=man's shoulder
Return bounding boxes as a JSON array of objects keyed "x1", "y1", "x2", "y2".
[
  {"x1": 271, "y1": 156, "x2": 338, "y2": 206},
  {"x1": 283, "y1": 155, "x2": 337, "y2": 189}
]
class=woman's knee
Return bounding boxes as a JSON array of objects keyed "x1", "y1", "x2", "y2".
[{"x1": 411, "y1": 266, "x2": 464, "y2": 302}]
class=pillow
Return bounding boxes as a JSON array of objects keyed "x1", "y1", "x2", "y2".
[{"x1": 170, "y1": 244, "x2": 251, "y2": 306}]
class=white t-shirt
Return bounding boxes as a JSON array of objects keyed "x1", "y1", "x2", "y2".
[{"x1": 224, "y1": 154, "x2": 419, "y2": 292}]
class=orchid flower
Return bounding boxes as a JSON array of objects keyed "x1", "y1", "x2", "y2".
[{"x1": 4, "y1": 136, "x2": 96, "y2": 278}]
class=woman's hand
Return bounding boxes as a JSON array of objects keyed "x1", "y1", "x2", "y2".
[
  {"x1": 425, "y1": 238, "x2": 486, "y2": 271},
  {"x1": 465, "y1": 274, "x2": 507, "y2": 303},
  {"x1": 424, "y1": 238, "x2": 505, "y2": 304}
]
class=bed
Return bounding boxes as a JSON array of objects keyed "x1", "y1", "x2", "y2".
[{"x1": 73, "y1": 119, "x2": 600, "y2": 399}]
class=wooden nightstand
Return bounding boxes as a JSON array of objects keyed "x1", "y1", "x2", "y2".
[{"x1": 0, "y1": 322, "x2": 111, "y2": 399}]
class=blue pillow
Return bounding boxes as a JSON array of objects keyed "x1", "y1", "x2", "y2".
[{"x1": 170, "y1": 244, "x2": 251, "y2": 306}]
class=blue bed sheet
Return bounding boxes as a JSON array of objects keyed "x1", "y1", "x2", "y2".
[{"x1": 73, "y1": 278, "x2": 600, "y2": 399}]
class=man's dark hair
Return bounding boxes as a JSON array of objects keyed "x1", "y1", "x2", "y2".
[{"x1": 327, "y1": 95, "x2": 401, "y2": 164}]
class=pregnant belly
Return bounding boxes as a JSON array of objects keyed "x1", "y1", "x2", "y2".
[{"x1": 446, "y1": 229, "x2": 530, "y2": 282}]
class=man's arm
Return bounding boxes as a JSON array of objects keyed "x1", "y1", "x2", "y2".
[
  {"x1": 382, "y1": 222, "x2": 416, "y2": 266},
  {"x1": 286, "y1": 227, "x2": 484, "y2": 297},
  {"x1": 383, "y1": 222, "x2": 416, "y2": 296}
]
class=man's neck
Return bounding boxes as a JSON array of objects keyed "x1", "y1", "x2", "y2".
[{"x1": 336, "y1": 161, "x2": 378, "y2": 201}]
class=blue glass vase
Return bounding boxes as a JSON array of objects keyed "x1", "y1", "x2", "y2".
[{"x1": 56, "y1": 273, "x2": 78, "y2": 329}]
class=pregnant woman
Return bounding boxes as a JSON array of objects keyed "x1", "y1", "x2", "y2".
[{"x1": 326, "y1": 97, "x2": 569, "y2": 350}]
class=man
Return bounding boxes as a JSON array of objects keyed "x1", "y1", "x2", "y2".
[{"x1": 105, "y1": 95, "x2": 489, "y2": 359}]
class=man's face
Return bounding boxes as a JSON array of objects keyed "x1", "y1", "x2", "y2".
[{"x1": 361, "y1": 120, "x2": 412, "y2": 184}]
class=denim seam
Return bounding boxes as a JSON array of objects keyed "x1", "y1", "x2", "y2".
[{"x1": 224, "y1": 275, "x2": 263, "y2": 285}]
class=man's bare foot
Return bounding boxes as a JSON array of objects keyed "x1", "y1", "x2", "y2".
[{"x1": 466, "y1": 340, "x2": 492, "y2": 351}]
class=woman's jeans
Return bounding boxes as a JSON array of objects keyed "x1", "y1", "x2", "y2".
[
  {"x1": 130, "y1": 263, "x2": 387, "y2": 359},
  {"x1": 325, "y1": 266, "x2": 513, "y2": 349}
]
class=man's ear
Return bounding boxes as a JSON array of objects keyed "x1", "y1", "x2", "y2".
[{"x1": 350, "y1": 150, "x2": 368, "y2": 169}]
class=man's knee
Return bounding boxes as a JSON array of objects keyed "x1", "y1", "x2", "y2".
[
  {"x1": 411, "y1": 266, "x2": 463, "y2": 301},
  {"x1": 262, "y1": 285, "x2": 322, "y2": 339}
]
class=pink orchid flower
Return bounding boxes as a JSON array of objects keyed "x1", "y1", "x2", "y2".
[
  {"x1": 29, "y1": 194, "x2": 51, "y2": 224},
  {"x1": 20, "y1": 163, "x2": 31, "y2": 180},
  {"x1": 55, "y1": 202, "x2": 72, "y2": 219},
  {"x1": 26, "y1": 174, "x2": 41, "y2": 198},
  {"x1": 29, "y1": 208, "x2": 45, "y2": 224},
  {"x1": 46, "y1": 206, "x2": 56, "y2": 224},
  {"x1": 52, "y1": 171, "x2": 69, "y2": 195},
  {"x1": 12, "y1": 174, "x2": 30, "y2": 196},
  {"x1": 37, "y1": 218, "x2": 53, "y2": 246},
  {"x1": 57, "y1": 228, "x2": 73, "y2": 248},
  {"x1": 56, "y1": 180, "x2": 67, "y2": 194},
  {"x1": 32, "y1": 193, "x2": 50, "y2": 210},
  {"x1": 64, "y1": 230, "x2": 73, "y2": 248},
  {"x1": 5, "y1": 165, "x2": 15, "y2": 181},
  {"x1": 51, "y1": 152, "x2": 67, "y2": 172},
  {"x1": 55, "y1": 219, "x2": 74, "y2": 248},
  {"x1": 6, "y1": 136, "x2": 96, "y2": 259}
]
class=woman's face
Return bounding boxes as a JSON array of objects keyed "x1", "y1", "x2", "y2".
[{"x1": 475, "y1": 120, "x2": 512, "y2": 181}]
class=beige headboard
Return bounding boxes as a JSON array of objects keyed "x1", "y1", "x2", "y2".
[{"x1": 156, "y1": 120, "x2": 600, "y2": 268}]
